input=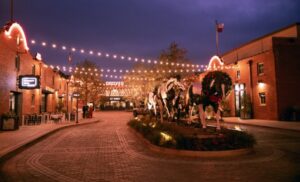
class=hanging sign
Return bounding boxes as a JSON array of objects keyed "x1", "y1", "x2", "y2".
[
  {"x1": 106, "y1": 81, "x2": 124, "y2": 86},
  {"x1": 19, "y1": 75, "x2": 40, "y2": 89}
]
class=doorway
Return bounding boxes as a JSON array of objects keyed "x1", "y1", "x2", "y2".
[
  {"x1": 234, "y1": 83, "x2": 245, "y2": 116},
  {"x1": 41, "y1": 93, "x2": 48, "y2": 113},
  {"x1": 9, "y1": 91, "x2": 22, "y2": 125}
]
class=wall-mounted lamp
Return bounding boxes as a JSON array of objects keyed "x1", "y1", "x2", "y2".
[{"x1": 258, "y1": 80, "x2": 265, "y2": 88}]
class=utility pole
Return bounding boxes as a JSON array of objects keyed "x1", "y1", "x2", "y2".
[
  {"x1": 66, "y1": 52, "x2": 71, "y2": 120},
  {"x1": 215, "y1": 20, "x2": 219, "y2": 56},
  {"x1": 215, "y1": 20, "x2": 224, "y2": 56}
]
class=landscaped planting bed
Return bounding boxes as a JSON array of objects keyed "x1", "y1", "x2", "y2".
[{"x1": 128, "y1": 116, "x2": 256, "y2": 151}]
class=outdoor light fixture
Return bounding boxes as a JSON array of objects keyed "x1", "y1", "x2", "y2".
[
  {"x1": 258, "y1": 80, "x2": 265, "y2": 88},
  {"x1": 35, "y1": 53, "x2": 42, "y2": 61}
]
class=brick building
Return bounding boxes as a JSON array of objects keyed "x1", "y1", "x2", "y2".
[
  {"x1": 201, "y1": 23, "x2": 300, "y2": 120},
  {"x1": 0, "y1": 21, "x2": 73, "y2": 126}
]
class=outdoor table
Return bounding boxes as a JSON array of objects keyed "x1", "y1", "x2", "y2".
[{"x1": 50, "y1": 114, "x2": 63, "y2": 123}]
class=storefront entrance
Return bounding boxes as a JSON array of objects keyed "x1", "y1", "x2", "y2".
[
  {"x1": 234, "y1": 83, "x2": 245, "y2": 116},
  {"x1": 41, "y1": 93, "x2": 48, "y2": 113},
  {"x1": 9, "y1": 91, "x2": 22, "y2": 125},
  {"x1": 100, "y1": 97, "x2": 132, "y2": 110}
]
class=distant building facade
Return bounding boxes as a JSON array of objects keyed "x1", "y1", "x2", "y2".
[
  {"x1": 201, "y1": 23, "x2": 300, "y2": 120},
  {"x1": 0, "y1": 22, "x2": 73, "y2": 126}
]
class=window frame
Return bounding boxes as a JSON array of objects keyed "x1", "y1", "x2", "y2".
[
  {"x1": 32, "y1": 65, "x2": 36, "y2": 75},
  {"x1": 259, "y1": 92, "x2": 266, "y2": 106},
  {"x1": 257, "y1": 62, "x2": 264, "y2": 76},
  {"x1": 15, "y1": 54, "x2": 20, "y2": 71},
  {"x1": 236, "y1": 70, "x2": 241, "y2": 80}
]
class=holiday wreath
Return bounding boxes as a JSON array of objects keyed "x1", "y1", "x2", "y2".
[{"x1": 201, "y1": 71, "x2": 232, "y2": 108}]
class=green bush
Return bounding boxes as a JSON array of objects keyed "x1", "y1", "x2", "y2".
[{"x1": 128, "y1": 118, "x2": 256, "y2": 151}]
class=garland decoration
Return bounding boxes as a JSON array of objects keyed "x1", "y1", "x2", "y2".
[{"x1": 202, "y1": 71, "x2": 232, "y2": 100}]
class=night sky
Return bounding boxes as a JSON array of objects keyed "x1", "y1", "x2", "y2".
[{"x1": 1, "y1": 0, "x2": 299, "y2": 76}]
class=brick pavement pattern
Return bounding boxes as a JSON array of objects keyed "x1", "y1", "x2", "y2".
[{"x1": 1, "y1": 112, "x2": 300, "y2": 181}]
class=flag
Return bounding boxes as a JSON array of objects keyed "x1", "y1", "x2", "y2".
[
  {"x1": 68, "y1": 52, "x2": 72, "y2": 63},
  {"x1": 216, "y1": 23, "x2": 224, "y2": 33}
]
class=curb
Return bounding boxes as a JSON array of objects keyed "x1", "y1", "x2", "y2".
[
  {"x1": 129, "y1": 127, "x2": 253, "y2": 158},
  {"x1": 0, "y1": 119, "x2": 100, "y2": 164},
  {"x1": 221, "y1": 120, "x2": 300, "y2": 132}
]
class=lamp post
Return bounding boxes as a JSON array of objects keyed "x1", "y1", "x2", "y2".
[
  {"x1": 66, "y1": 78, "x2": 70, "y2": 120},
  {"x1": 73, "y1": 92, "x2": 80, "y2": 123}
]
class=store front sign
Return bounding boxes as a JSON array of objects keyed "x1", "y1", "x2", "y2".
[
  {"x1": 105, "y1": 81, "x2": 124, "y2": 86},
  {"x1": 19, "y1": 75, "x2": 40, "y2": 89},
  {"x1": 109, "y1": 97, "x2": 121, "y2": 101}
]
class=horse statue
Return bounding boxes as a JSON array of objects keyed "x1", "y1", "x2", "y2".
[
  {"x1": 147, "y1": 92, "x2": 157, "y2": 116},
  {"x1": 185, "y1": 83, "x2": 206, "y2": 127},
  {"x1": 150, "y1": 76, "x2": 185, "y2": 122},
  {"x1": 201, "y1": 71, "x2": 232, "y2": 130}
]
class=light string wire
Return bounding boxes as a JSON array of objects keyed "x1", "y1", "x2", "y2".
[{"x1": 31, "y1": 38, "x2": 209, "y2": 68}]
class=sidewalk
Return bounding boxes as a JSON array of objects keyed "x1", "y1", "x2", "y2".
[
  {"x1": 222, "y1": 117, "x2": 300, "y2": 131},
  {"x1": 0, "y1": 117, "x2": 99, "y2": 160}
]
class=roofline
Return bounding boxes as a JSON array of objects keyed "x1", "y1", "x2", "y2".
[{"x1": 221, "y1": 22, "x2": 300, "y2": 57}]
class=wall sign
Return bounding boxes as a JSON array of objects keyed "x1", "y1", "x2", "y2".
[
  {"x1": 109, "y1": 97, "x2": 121, "y2": 101},
  {"x1": 105, "y1": 81, "x2": 124, "y2": 86},
  {"x1": 19, "y1": 75, "x2": 40, "y2": 89}
]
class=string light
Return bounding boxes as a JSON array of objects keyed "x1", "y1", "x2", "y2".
[
  {"x1": 48, "y1": 65, "x2": 157, "y2": 81},
  {"x1": 29, "y1": 38, "x2": 212, "y2": 68}
]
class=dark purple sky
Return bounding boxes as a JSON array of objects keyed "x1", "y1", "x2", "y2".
[{"x1": 1, "y1": 0, "x2": 299, "y2": 72}]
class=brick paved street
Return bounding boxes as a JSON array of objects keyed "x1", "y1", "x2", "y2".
[{"x1": 1, "y1": 111, "x2": 300, "y2": 182}]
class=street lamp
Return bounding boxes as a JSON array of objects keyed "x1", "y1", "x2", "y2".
[
  {"x1": 66, "y1": 77, "x2": 70, "y2": 120},
  {"x1": 73, "y1": 92, "x2": 80, "y2": 123}
]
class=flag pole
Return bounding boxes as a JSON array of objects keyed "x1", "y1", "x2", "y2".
[
  {"x1": 10, "y1": 0, "x2": 14, "y2": 22},
  {"x1": 215, "y1": 20, "x2": 219, "y2": 56}
]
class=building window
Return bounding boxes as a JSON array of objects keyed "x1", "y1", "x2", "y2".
[
  {"x1": 52, "y1": 76, "x2": 55, "y2": 86},
  {"x1": 32, "y1": 65, "x2": 36, "y2": 75},
  {"x1": 259, "y1": 92, "x2": 266, "y2": 105},
  {"x1": 15, "y1": 54, "x2": 20, "y2": 71},
  {"x1": 257, "y1": 63, "x2": 264, "y2": 75},
  {"x1": 31, "y1": 94, "x2": 35, "y2": 106},
  {"x1": 236, "y1": 70, "x2": 241, "y2": 80},
  {"x1": 9, "y1": 92, "x2": 15, "y2": 112}
]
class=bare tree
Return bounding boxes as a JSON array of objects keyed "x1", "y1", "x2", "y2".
[{"x1": 71, "y1": 59, "x2": 104, "y2": 105}]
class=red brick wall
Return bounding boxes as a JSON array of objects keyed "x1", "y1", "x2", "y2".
[
  {"x1": 0, "y1": 28, "x2": 42, "y2": 116},
  {"x1": 198, "y1": 51, "x2": 279, "y2": 120},
  {"x1": 225, "y1": 51, "x2": 278, "y2": 120},
  {"x1": 250, "y1": 51, "x2": 278, "y2": 120},
  {"x1": 0, "y1": 24, "x2": 71, "y2": 121},
  {"x1": 273, "y1": 37, "x2": 300, "y2": 120}
]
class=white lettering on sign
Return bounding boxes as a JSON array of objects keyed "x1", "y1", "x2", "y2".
[
  {"x1": 109, "y1": 97, "x2": 121, "y2": 101},
  {"x1": 105, "y1": 81, "x2": 124, "y2": 86},
  {"x1": 21, "y1": 77, "x2": 38, "y2": 88}
]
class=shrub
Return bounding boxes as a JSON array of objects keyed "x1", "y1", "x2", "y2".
[{"x1": 128, "y1": 117, "x2": 256, "y2": 151}]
